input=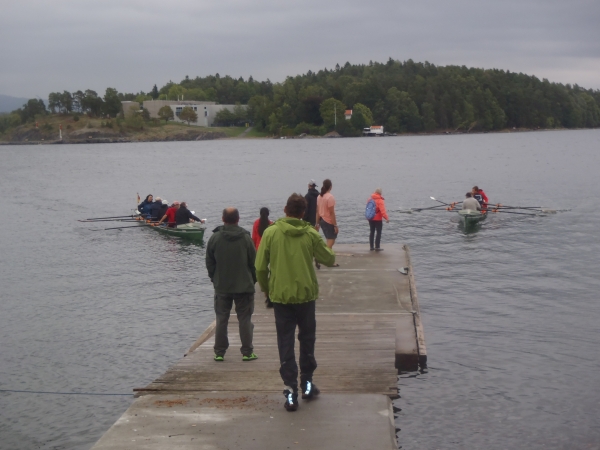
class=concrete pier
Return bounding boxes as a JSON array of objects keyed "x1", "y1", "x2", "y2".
[{"x1": 92, "y1": 244, "x2": 426, "y2": 450}]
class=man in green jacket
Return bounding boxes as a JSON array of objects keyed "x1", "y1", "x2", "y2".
[
  {"x1": 206, "y1": 207, "x2": 258, "y2": 362},
  {"x1": 256, "y1": 193, "x2": 336, "y2": 411}
]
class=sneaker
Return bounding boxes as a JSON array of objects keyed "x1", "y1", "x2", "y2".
[
  {"x1": 301, "y1": 380, "x2": 320, "y2": 399},
  {"x1": 242, "y1": 353, "x2": 258, "y2": 361},
  {"x1": 370, "y1": 247, "x2": 375, "y2": 251},
  {"x1": 375, "y1": 248, "x2": 384, "y2": 252},
  {"x1": 214, "y1": 354, "x2": 224, "y2": 362},
  {"x1": 284, "y1": 389, "x2": 299, "y2": 411}
]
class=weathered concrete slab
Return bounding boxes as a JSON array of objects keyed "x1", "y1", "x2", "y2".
[
  {"x1": 91, "y1": 244, "x2": 425, "y2": 449},
  {"x1": 92, "y1": 393, "x2": 397, "y2": 450}
]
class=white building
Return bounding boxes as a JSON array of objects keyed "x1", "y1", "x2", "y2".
[{"x1": 142, "y1": 100, "x2": 245, "y2": 127}]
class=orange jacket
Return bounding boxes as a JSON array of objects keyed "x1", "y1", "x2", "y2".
[
  {"x1": 252, "y1": 218, "x2": 273, "y2": 250},
  {"x1": 369, "y1": 193, "x2": 388, "y2": 221}
]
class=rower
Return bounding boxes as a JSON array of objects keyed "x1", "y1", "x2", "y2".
[
  {"x1": 157, "y1": 201, "x2": 180, "y2": 227},
  {"x1": 148, "y1": 197, "x2": 165, "y2": 221},
  {"x1": 462, "y1": 192, "x2": 481, "y2": 211},
  {"x1": 175, "y1": 202, "x2": 205, "y2": 227},
  {"x1": 472, "y1": 186, "x2": 489, "y2": 210}
]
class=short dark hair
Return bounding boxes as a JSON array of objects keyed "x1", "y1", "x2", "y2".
[
  {"x1": 466, "y1": 192, "x2": 472, "y2": 198},
  {"x1": 285, "y1": 193, "x2": 307, "y2": 218},
  {"x1": 222, "y1": 207, "x2": 239, "y2": 224}
]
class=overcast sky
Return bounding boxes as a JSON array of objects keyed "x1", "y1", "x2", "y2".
[{"x1": 1, "y1": 0, "x2": 599, "y2": 99}]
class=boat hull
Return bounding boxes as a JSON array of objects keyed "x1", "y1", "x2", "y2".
[
  {"x1": 133, "y1": 211, "x2": 205, "y2": 242},
  {"x1": 458, "y1": 209, "x2": 487, "y2": 225}
]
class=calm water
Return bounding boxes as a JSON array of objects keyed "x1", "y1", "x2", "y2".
[{"x1": 1, "y1": 131, "x2": 599, "y2": 449}]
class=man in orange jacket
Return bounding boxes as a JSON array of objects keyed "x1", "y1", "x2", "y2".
[{"x1": 471, "y1": 186, "x2": 489, "y2": 210}]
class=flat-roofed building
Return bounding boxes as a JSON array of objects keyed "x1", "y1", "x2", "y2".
[{"x1": 142, "y1": 100, "x2": 245, "y2": 127}]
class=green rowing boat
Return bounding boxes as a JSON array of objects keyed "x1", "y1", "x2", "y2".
[
  {"x1": 457, "y1": 209, "x2": 487, "y2": 226},
  {"x1": 133, "y1": 211, "x2": 206, "y2": 242}
]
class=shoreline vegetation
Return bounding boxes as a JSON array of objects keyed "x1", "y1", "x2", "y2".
[{"x1": 1, "y1": 58, "x2": 599, "y2": 144}]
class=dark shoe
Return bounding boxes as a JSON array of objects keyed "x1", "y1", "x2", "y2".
[
  {"x1": 375, "y1": 248, "x2": 384, "y2": 252},
  {"x1": 284, "y1": 389, "x2": 299, "y2": 411},
  {"x1": 265, "y1": 296, "x2": 274, "y2": 308},
  {"x1": 301, "y1": 380, "x2": 320, "y2": 399},
  {"x1": 370, "y1": 247, "x2": 375, "y2": 251}
]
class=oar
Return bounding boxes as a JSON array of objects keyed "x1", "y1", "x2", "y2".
[
  {"x1": 85, "y1": 215, "x2": 137, "y2": 220},
  {"x1": 411, "y1": 205, "x2": 449, "y2": 212},
  {"x1": 103, "y1": 224, "x2": 150, "y2": 230},
  {"x1": 490, "y1": 210, "x2": 543, "y2": 216},
  {"x1": 78, "y1": 218, "x2": 139, "y2": 222},
  {"x1": 492, "y1": 205, "x2": 557, "y2": 213}
]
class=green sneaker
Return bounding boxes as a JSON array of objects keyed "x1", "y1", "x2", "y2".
[
  {"x1": 214, "y1": 354, "x2": 224, "y2": 362},
  {"x1": 242, "y1": 353, "x2": 258, "y2": 361}
]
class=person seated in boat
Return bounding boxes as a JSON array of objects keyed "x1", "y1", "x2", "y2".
[
  {"x1": 462, "y1": 192, "x2": 481, "y2": 211},
  {"x1": 175, "y1": 202, "x2": 205, "y2": 227},
  {"x1": 138, "y1": 194, "x2": 153, "y2": 217},
  {"x1": 148, "y1": 197, "x2": 166, "y2": 221},
  {"x1": 153, "y1": 199, "x2": 169, "y2": 222},
  {"x1": 157, "y1": 201, "x2": 180, "y2": 228},
  {"x1": 471, "y1": 186, "x2": 489, "y2": 210}
]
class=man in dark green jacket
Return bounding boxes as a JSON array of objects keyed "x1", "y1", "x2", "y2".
[
  {"x1": 256, "y1": 194, "x2": 335, "y2": 411},
  {"x1": 206, "y1": 207, "x2": 258, "y2": 362}
]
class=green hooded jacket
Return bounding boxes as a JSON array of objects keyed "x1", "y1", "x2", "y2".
[
  {"x1": 206, "y1": 225, "x2": 256, "y2": 294},
  {"x1": 255, "y1": 217, "x2": 336, "y2": 304}
]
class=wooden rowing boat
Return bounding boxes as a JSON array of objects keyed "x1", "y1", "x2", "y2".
[{"x1": 457, "y1": 209, "x2": 488, "y2": 226}]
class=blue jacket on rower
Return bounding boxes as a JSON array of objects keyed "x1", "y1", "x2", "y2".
[{"x1": 138, "y1": 194, "x2": 153, "y2": 216}]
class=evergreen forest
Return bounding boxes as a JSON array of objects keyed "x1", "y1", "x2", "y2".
[{"x1": 3, "y1": 59, "x2": 600, "y2": 137}]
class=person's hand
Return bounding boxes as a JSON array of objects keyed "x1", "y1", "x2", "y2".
[
  {"x1": 334, "y1": 225, "x2": 339, "y2": 232},
  {"x1": 385, "y1": 219, "x2": 390, "y2": 223},
  {"x1": 315, "y1": 224, "x2": 320, "y2": 230}
]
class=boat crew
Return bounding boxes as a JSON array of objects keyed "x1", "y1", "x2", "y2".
[
  {"x1": 138, "y1": 194, "x2": 153, "y2": 217},
  {"x1": 175, "y1": 202, "x2": 205, "y2": 226},
  {"x1": 148, "y1": 197, "x2": 166, "y2": 221},
  {"x1": 157, "y1": 201, "x2": 180, "y2": 227},
  {"x1": 462, "y1": 192, "x2": 481, "y2": 211},
  {"x1": 471, "y1": 186, "x2": 489, "y2": 209}
]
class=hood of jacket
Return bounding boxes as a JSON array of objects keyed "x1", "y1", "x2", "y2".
[
  {"x1": 274, "y1": 217, "x2": 312, "y2": 237},
  {"x1": 371, "y1": 192, "x2": 384, "y2": 201},
  {"x1": 213, "y1": 224, "x2": 249, "y2": 241}
]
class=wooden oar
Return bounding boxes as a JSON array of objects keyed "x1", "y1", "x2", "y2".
[
  {"x1": 79, "y1": 218, "x2": 138, "y2": 222},
  {"x1": 103, "y1": 224, "x2": 150, "y2": 230},
  {"x1": 85, "y1": 215, "x2": 137, "y2": 220}
]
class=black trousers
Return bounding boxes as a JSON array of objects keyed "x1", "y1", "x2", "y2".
[
  {"x1": 273, "y1": 301, "x2": 317, "y2": 391},
  {"x1": 369, "y1": 220, "x2": 383, "y2": 249}
]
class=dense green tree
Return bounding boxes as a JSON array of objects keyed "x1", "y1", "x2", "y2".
[
  {"x1": 150, "y1": 84, "x2": 159, "y2": 99},
  {"x1": 319, "y1": 98, "x2": 346, "y2": 129},
  {"x1": 158, "y1": 105, "x2": 174, "y2": 122},
  {"x1": 351, "y1": 103, "x2": 373, "y2": 126},
  {"x1": 179, "y1": 106, "x2": 198, "y2": 125},
  {"x1": 103, "y1": 88, "x2": 122, "y2": 117}
]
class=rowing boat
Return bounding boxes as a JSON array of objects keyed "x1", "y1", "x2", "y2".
[
  {"x1": 457, "y1": 209, "x2": 488, "y2": 226},
  {"x1": 133, "y1": 211, "x2": 206, "y2": 242}
]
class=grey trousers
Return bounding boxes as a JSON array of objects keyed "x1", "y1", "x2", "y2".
[{"x1": 214, "y1": 292, "x2": 255, "y2": 356}]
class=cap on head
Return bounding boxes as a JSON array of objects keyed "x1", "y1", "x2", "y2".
[
  {"x1": 309, "y1": 179, "x2": 318, "y2": 187},
  {"x1": 162, "y1": 199, "x2": 169, "y2": 205}
]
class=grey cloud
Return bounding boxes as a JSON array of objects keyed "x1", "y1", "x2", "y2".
[{"x1": 1, "y1": 0, "x2": 599, "y2": 98}]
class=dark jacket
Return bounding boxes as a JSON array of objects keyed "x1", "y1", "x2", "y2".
[
  {"x1": 303, "y1": 187, "x2": 319, "y2": 226},
  {"x1": 138, "y1": 199, "x2": 152, "y2": 216},
  {"x1": 175, "y1": 206, "x2": 201, "y2": 225},
  {"x1": 148, "y1": 201, "x2": 166, "y2": 221},
  {"x1": 206, "y1": 225, "x2": 256, "y2": 294}
]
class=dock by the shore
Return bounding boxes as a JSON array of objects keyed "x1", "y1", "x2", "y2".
[{"x1": 92, "y1": 244, "x2": 426, "y2": 450}]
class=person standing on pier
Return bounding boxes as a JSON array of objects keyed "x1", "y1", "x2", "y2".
[
  {"x1": 256, "y1": 193, "x2": 336, "y2": 412},
  {"x1": 366, "y1": 188, "x2": 389, "y2": 251},
  {"x1": 303, "y1": 179, "x2": 319, "y2": 226},
  {"x1": 315, "y1": 179, "x2": 340, "y2": 259},
  {"x1": 206, "y1": 207, "x2": 258, "y2": 362}
]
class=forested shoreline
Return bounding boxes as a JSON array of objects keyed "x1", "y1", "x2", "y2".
[{"x1": 2, "y1": 59, "x2": 599, "y2": 138}]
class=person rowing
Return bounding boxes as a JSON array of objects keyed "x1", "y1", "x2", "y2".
[
  {"x1": 175, "y1": 202, "x2": 205, "y2": 227},
  {"x1": 157, "y1": 201, "x2": 180, "y2": 227},
  {"x1": 462, "y1": 192, "x2": 481, "y2": 211},
  {"x1": 148, "y1": 197, "x2": 166, "y2": 221},
  {"x1": 472, "y1": 186, "x2": 489, "y2": 210}
]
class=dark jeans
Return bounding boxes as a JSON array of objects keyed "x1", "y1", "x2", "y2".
[
  {"x1": 369, "y1": 220, "x2": 383, "y2": 249},
  {"x1": 273, "y1": 301, "x2": 317, "y2": 391},
  {"x1": 214, "y1": 292, "x2": 255, "y2": 356}
]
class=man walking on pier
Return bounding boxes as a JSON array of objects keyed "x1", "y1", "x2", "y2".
[
  {"x1": 256, "y1": 194, "x2": 336, "y2": 411},
  {"x1": 206, "y1": 207, "x2": 258, "y2": 362}
]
